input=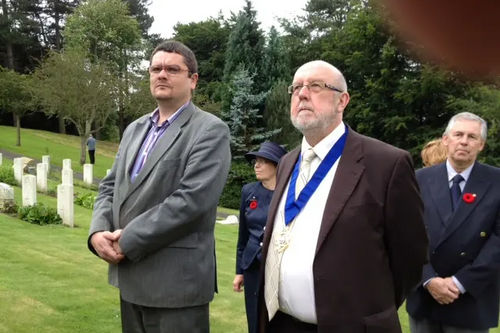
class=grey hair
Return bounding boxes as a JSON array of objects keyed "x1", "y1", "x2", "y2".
[
  {"x1": 444, "y1": 112, "x2": 488, "y2": 141},
  {"x1": 337, "y1": 71, "x2": 348, "y2": 93}
]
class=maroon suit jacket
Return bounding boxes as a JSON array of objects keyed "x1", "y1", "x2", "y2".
[{"x1": 258, "y1": 128, "x2": 429, "y2": 333}]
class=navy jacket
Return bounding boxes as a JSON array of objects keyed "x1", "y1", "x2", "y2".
[
  {"x1": 236, "y1": 182, "x2": 273, "y2": 274},
  {"x1": 406, "y1": 162, "x2": 500, "y2": 330}
]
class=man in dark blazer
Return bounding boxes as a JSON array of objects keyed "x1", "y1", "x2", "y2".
[
  {"x1": 87, "y1": 41, "x2": 231, "y2": 333},
  {"x1": 406, "y1": 112, "x2": 500, "y2": 333},
  {"x1": 257, "y1": 60, "x2": 429, "y2": 333}
]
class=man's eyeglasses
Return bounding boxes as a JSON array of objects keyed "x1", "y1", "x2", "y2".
[
  {"x1": 287, "y1": 82, "x2": 343, "y2": 95},
  {"x1": 148, "y1": 65, "x2": 190, "y2": 76}
]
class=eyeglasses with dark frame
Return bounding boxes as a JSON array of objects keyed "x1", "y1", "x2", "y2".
[
  {"x1": 287, "y1": 81, "x2": 343, "y2": 95},
  {"x1": 148, "y1": 64, "x2": 190, "y2": 76}
]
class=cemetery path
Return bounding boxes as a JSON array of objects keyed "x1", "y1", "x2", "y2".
[
  {"x1": 0, "y1": 149, "x2": 102, "y2": 185},
  {"x1": 1, "y1": 149, "x2": 232, "y2": 220}
]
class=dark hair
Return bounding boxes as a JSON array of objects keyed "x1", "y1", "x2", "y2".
[{"x1": 149, "y1": 40, "x2": 198, "y2": 76}]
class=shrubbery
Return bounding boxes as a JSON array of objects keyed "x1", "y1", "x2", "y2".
[
  {"x1": 1, "y1": 200, "x2": 18, "y2": 215},
  {"x1": 74, "y1": 192, "x2": 96, "y2": 209},
  {"x1": 0, "y1": 164, "x2": 16, "y2": 186},
  {"x1": 18, "y1": 203, "x2": 62, "y2": 225},
  {"x1": 219, "y1": 162, "x2": 255, "y2": 209}
]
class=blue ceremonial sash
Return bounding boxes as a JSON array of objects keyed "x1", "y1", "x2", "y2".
[{"x1": 284, "y1": 125, "x2": 348, "y2": 226}]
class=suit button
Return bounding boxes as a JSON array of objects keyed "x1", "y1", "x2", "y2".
[
  {"x1": 432, "y1": 251, "x2": 435, "y2": 254},
  {"x1": 480, "y1": 231, "x2": 487, "y2": 237},
  {"x1": 263, "y1": 226, "x2": 266, "y2": 231},
  {"x1": 460, "y1": 252, "x2": 466, "y2": 257},
  {"x1": 260, "y1": 242, "x2": 263, "y2": 247}
]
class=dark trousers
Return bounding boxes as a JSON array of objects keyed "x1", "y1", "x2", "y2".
[
  {"x1": 269, "y1": 311, "x2": 318, "y2": 333},
  {"x1": 244, "y1": 261, "x2": 260, "y2": 333},
  {"x1": 88, "y1": 149, "x2": 95, "y2": 164},
  {"x1": 120, "y1": 296, "x2": 209, "y2": 333},
  {"x1": 409, "y1": 316, "x2": 489, "y2": 333}
]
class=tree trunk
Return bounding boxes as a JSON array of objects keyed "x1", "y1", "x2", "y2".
[
  {"x1": 54, "y1": 0, "x2": 61, "y2": 51},
  {"x1": 15, "y1": 114, "x2": 21, "y2": 146},
  {"x1": 80, "y1": 135, "x2": 87, "y2": 165},
  {"x1": 58, "y1": 116, "x2": 66, "y2": 134},
  {"x1": 1, "y1": 0, "x2": 14, "y2": 70}
]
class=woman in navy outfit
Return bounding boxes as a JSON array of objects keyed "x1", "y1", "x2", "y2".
[{"x1": 233, "y1": 142, "x2": 287, "y2": 333}]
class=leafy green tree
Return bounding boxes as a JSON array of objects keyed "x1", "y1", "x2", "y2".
[
  {"x1": 32, "y1": 48, "x2": 116, "y2": 164},
  {"x1": 65, "y1": 0, "x2": 142, "y2": 138},
  {"x1": 0, "y1": 67, "x2": 32, "y2": 146},
  {"x1": 172, "y1": 14, "x2": 231, "y2": 96}
]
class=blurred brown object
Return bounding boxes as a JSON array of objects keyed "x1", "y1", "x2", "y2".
[
  {"x1": 421, "y1": 139, "x2": 448, "y2": 167},
  {"x1": 381, "y1": 0, "x2": 500, "y2": 77}
]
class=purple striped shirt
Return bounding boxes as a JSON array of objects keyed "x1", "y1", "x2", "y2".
[{"x1": 130, "y1": 102, "x2": 189, "y2": 182}]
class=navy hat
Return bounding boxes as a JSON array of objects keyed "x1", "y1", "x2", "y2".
[{"x1": 245, "y1": 142, "x2": 288, "y2": 164}]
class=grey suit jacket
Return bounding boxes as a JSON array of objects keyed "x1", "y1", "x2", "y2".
[{"x1": 88, "y1": 102, "x2": 231, "y2": 308}]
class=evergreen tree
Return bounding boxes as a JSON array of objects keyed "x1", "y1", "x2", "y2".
[
  {"x1": 222, "y1": 0, "x2": 265, "y2": 90},
  {"x1": 264, "y1": 80, "x2": 301, "y2": 148},
  {"x1": 262, "y1": 26, "x2": 291, "y2": 90},
  {"x1": 223, "y1": 67, "x2": 279, "y2": 158}
]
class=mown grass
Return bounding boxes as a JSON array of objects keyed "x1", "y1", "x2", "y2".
[
  {"x1": 4, "y1": 188, "x2": 494, "y2": 332},
  {"x1": 0, "y1": 188, "x2": 247, "y2": 333},
  {"x1": 0, "y1": 126, "x2": 116, "y2": 179}
]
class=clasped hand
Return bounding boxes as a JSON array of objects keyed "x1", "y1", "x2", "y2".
[
  {"x1": 91, "y1": 229, "x2": 124, "y2": 265},
  {"x1": 426, "y1": 277, "x2": 461, "y2": 305}
]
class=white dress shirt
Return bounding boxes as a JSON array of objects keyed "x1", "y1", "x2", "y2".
[{"x1": 272, "y1": 122, "x2": 346, "y2": 324}]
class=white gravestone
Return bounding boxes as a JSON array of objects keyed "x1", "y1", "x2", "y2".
[
  {"x1": 83, "y1": 164, "x2": 93, "y2": 185},
  {"x1": 0, "y1": 183, "x2": 14, "y2": 210},
  {"x1": 36, "y1": 163, "x2": 48, "y2": 192},
  {"x1": 217, "y1": 215, "x2": 239, "y2": 225},
  {"x1": 0, "y1": 152, "x2": 2, "y2": 166},
  {"x1": 13, "y1": 158, "x2": 23, "y2": 184},
  {"x1": 22, "y1": 175, "x2": 37, "y2": 207},
  {"x1": 42, "y1": 155, "x2": 50, "y2": 173},
  {"x1": 57, "y1": 184, "x2": 74, "y2": 227},
  {"x1": 62, "y1": 168, "x2": 73, "y2": 186},
  {"x1": 63, "y1": 159, "x2": 71, "y2": 170}
]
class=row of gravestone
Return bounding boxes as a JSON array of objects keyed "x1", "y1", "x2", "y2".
[
  {"x1": 0, "y1": 152, "x2": 111, "y2": 228},
  {"x1": 0, "y1": 153, "x2": 240, "y2": 225}
]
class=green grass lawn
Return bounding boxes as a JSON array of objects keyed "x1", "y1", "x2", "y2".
[
  {"x1": 0, "y1": 188, "x2": 247, "y2": 332},
  {"x1": 2, "y1": 127, "x2": 497, "y2": 332},
  {"x1": 4, "y1": 190, "x2": 497, "y2": 333},
  {"x1": 0, "y1": 126, "x2": 117, "y2": 179}
]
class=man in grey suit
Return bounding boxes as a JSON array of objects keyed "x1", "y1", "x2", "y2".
[{"x1": 88, "y1": 41, "x2": 231, "y2": 333}]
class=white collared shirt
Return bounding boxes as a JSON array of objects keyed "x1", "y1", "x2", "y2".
[
  {"x1": 272, "y1": 122, "x2": 346, "y2": 324},
  {"x1": 446, "y1": 159, "x2": 474, "y2": 192}
]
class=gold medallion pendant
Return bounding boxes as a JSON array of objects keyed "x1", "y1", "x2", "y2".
[{"x1": 276, "y1": 227, "x2": 292, "y2": 253}]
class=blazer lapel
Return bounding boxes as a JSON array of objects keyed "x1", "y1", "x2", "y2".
[
  {"x1": 262, "y1": 148, "x2": 299, "y2": 254},
  {"x1": 438, "y1": 163, "x2": 491, "y2": 244},
  {"x1": 315, "y1": 129, "x2": 364, "y2": 255},
  {"x1": 428, "y1": 164, "x2": 453, "y2": 226},
  {"x1": 123, "y1": 103, "x2": 196, "y2": 202},
  {"x1": 125, "y1": 117, "x2": 151, "y2": 185}
]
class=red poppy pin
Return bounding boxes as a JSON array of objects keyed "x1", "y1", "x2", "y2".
[
  {"x1": 249, "y1": 200, "x2": 258, "y2": 210},
  {"x1": 463, "y1": 193, "x2": 476, "y2": 204}
]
